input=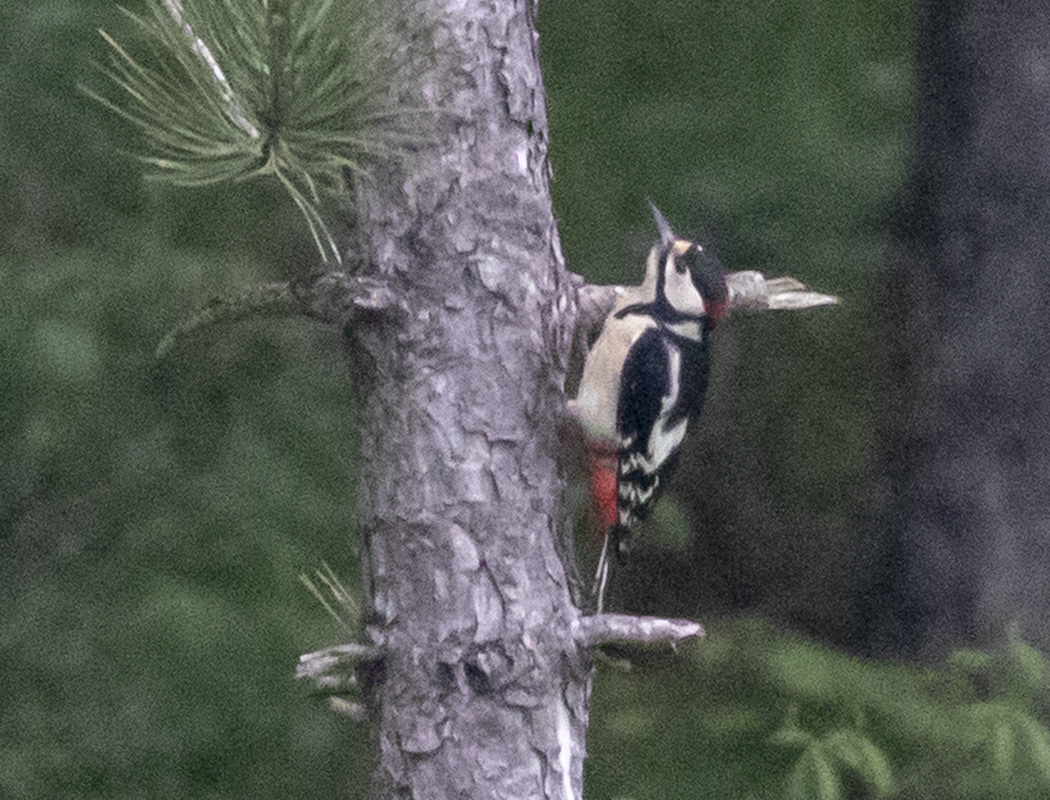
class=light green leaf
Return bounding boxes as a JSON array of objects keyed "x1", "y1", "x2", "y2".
[
  {"x1": 823, "y1": 728, "x2": 894, "y2": 796},
  {"x1": 1015, "y1": 714, "x2": 1050, "y2": 787},
  {"x1": 785, "y1": 746, "x2": 841, "y2": 800},
  {"x1": 1006, "y1": 633, "x2": 1048, "y2": 693},
  {"x1": 946, "y1": 647, "x2": 990, "y2": 675}
]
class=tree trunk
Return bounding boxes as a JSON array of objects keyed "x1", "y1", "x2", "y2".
[
  {"x1": 348, "y1": 1, "x2": 587, "y2": 796},
  {"x1": 286, "y1": 2, "x2": 703, "y2": 793},
  {"x1": 860, "y1": 0, "x2": 1050, "y2": 659}
]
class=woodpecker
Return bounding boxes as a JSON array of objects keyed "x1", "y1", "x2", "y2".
[{"x1": 573, "y1": 204, "x2": 728, "y2": 612}]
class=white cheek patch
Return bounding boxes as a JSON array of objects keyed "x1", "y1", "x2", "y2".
[{"x1": 662, "y1": 261, "x2": 706, "y2": 316}]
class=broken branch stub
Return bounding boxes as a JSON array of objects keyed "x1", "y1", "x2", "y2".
[{"x1": 725, "y1": 270, "x2": 840, "y2": 313}]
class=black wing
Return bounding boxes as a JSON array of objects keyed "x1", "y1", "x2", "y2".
[
  {"x1": 616, "y1": 327, "x2": 670, "y2": 455},
  {"x1": 668, "y1": 331, "x2": 711, "y2": 426},
  {"x1": 616, "y1": 327, "x2": 711, "y2": 524},
  {"x1": 615, "y1": 328, "x2": 671, "y2": 522}
]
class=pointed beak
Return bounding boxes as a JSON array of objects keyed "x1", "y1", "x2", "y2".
[{"x1": 648, "y1": 202, "x2": 677, "y2": 246}]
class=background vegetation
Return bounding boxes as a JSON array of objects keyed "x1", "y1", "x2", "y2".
[{"x1": 6, "y1": 1, "x2": 1049, "y2": 798}]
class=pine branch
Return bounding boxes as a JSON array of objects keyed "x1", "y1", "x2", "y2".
[
  {"x1": 86, "y1": 0, "x2": 426, "y2": 264},
  {"x1": 574, "y1": 613, "x2": 704, "y2": 649},
  {"x1": 154, "y1": 281, "x2": 298, "y2": 358},
  {"x1": 154, "y1": 272, "x2": 404, "y2": 357}
]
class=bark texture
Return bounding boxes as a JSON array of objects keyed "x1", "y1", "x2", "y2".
[
  {"x1": 861, "y1": 0, "x2": 1050, "y2": 658},
  {"x1": 345, "y1": 1, "x2": 587, "y2": 796}
]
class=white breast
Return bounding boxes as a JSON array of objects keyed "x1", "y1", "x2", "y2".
[{"x1": 574, "y1": 313, "x2": 657, "y2": 444}]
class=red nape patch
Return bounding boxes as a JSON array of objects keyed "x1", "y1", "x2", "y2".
[
  {"x1": 588, "y1": 448, "x2": 619, "y2": 536},
  {"x1": 707, "y1": 298, "x2": 728, "y2": 328}
]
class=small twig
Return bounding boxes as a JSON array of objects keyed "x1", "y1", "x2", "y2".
[
  {"x1": 724, "y1": 271, "x2": 839, "y2": 312},
  {"x1": 296, "y1": 642, "x2": 381, "y2": 693},
  {"x1": 573, "y1": 278, "x2": 621, "y2": 337},
  {"x1": 155, "y1": 281, "x2": 297, "y2": 358},
  {"x1": 327, "y1": 697, "x2": 367, "y2": 721},
  {"x1": 299, "y1": 273, "x2": 404, "y2": 330},
  {"x1": 574, "y1": 613, "x2": 704, "y2": 649},
  {"x1": 155, "y1": 273, "x2": 405, "y2": 358}
]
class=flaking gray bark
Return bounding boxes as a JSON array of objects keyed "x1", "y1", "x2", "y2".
[{"x1": 344, "y1": 1, "x2": 587, "y2": 797}]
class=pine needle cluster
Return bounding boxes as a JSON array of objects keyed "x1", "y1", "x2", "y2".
[{"x1": 88, "y1": 0, "x2": 421, "y2": 263}]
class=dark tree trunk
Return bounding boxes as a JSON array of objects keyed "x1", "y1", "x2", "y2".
[
  {"x1": 860, "y1": 0, "x2": 1050, "y2": 659},
  {"x1": 347, "y1": 1, "x2": 588, "y2": 796}
]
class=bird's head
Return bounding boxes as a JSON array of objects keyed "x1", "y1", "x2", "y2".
[{"x1": 645, "y1": 203, "x2": 728, "y2": 328}]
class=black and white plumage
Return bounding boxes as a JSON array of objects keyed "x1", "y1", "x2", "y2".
[{"x1": 573, "y1": 205, "x2": 727, "y2": 611}]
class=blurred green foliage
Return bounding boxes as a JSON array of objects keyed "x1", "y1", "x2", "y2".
[
  {"x1": 589, "y1": 618, "x2": 1050, "y2": 799},
  {"x1": 6, "y1": 0, "x2": 1035, "y2": 799},
  {"x1": 3, "y1": 3, "x2": 368, "y2": 798}
]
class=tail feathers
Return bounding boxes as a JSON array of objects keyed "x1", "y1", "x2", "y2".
[
  {"x1": 588, "y1": 447, "x2": 637, "y2": 612},
  {"x1": 609, "y1": 523, "x2": 632, "y2": 564},
  {"x1": 593, "y1": 523, "x2": 632, "y2": 613},
  {"x1": 593, "y1": 533, "x2": 612, "y2": 613}
]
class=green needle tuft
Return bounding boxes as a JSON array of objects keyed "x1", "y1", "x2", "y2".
[{"x1": 86, "y1": 0, "x2": 425, "y2": 263}]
